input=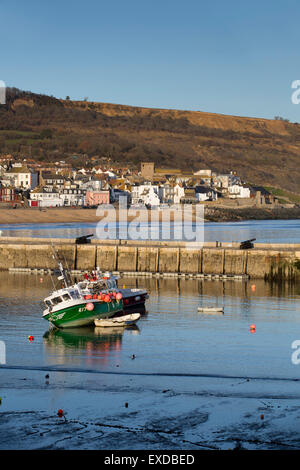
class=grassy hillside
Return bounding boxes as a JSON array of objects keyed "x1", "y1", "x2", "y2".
[{"x1": 1, "y1": 88, "x2": 300, "y2": 192}]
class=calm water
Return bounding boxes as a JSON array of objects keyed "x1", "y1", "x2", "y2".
[
  {"x1": 1, "y1": 273, "x2": 300, "y2": 380},
  {"x1": 0, "y1": 219, "x2": 300, "y2": 243}
]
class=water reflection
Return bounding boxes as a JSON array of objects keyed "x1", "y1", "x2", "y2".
[{"x1": 43, "y1": 325, "x2": 140, "y2": 367}]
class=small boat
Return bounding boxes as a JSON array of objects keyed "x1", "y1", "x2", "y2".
[
  {"x1": 94, "y1": 313, "x2": 141, "y2": 327},
  {"x1": 197, "y1": 307, "x2": 224, "y2": 314}
]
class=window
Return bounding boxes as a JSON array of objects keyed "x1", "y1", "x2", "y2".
[
  {"x1": 62, "y1": 293, "x2": 71, "y2": 301},
  {"x1": 52, "y1": 296, "x2": 63, "y2": 305}
]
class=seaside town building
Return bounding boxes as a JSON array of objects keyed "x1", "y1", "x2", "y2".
[{"x1": 0, "y1": 157, "x2": 283, "y2": 209}]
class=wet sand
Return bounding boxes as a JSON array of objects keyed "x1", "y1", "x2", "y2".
[{"x1": 2, "y1": 366, "x2": 300, "y2": 450}]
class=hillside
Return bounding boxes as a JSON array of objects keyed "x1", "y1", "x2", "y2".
[{"x1": 1, "y1": 88, "x2": 300, "y2": 192}]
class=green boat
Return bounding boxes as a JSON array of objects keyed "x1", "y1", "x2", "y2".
[{"x1": 43, "y1": 263, "x2": 124, "y2": 328}]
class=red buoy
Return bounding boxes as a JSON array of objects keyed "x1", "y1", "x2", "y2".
[
  {"x1": 57, "y1": 409, "x2": 64, "y2": 417},
  {"x1": 28, "y1": 335, "x2": 34, "y2": 342}
]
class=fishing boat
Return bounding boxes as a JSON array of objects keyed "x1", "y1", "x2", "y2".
[
  {"x1": 81, "y1": 269, "x2": 149, "y2": 310},
  {"x1": 42, "y1": 263, "x2": 124, "y2": 328},
  {"x1": 94, "y1": 313, "x2": 141, "y2": 327}
]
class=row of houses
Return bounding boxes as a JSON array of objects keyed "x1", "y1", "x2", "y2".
[{"x1": 0, "y1": 159, "x2": 268, "y2": 208}]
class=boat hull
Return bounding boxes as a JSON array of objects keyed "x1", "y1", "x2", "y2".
[
  {"x1": 43, "y1": 299, "x2": 123, "y2": 328},
  {"x1": 121, "y1": 289, "x2": 148, "y2": 309}
]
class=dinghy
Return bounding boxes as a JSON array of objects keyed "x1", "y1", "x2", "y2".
[
  {"x1": 197, "y1": 307, "x2": 224, "y2": 314},
  {"x1": 94, "y1": 313, "x2": 141, "y2": 327}
]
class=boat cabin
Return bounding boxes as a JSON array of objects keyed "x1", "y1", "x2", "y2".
[{"x1": 44, "y1": 288, "x2": 81, "y2": 308}]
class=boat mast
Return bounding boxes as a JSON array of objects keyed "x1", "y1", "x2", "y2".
[{"x1": 57, "y1": 262, "x2": 69, "y2": 288}]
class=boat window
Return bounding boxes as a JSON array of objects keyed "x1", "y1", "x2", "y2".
[
  {"x1": 62, "y1": 293, "x2": 71, "y2": 301},
  {"x1": 45, "y1": 300, "x2": 52, "y2": 307},
  {"x1": 70, "y1": 291, "x2": 80, "y2": 299},
  {"x1": 52, "y1": 296, "x2": 63, "y2": 305}
]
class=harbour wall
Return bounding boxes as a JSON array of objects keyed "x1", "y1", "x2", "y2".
[{"x1": 1, "y1": 237, "x2": 300, "y2": 280}]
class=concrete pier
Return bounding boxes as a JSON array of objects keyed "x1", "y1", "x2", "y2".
[{"x1": 0, "y1": 237, "x2": 300, "y2": 280}]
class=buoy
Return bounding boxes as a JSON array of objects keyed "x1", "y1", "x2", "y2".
[
  {"x1": 250, "y1": 324, "x2": 256, "y2": 330},
  {"x1": 125, "y1": 402, "x2": 128, "y2": 408},
  {"x1": 260, "y1": 414, "x2": 264, "y2": 420},
  {"x1": 40, "y1": 278, "x2": 43, "y2": 283},
  {"x1": 28, "y1": 335, "x2": 34, "y2": 342},
  {"x1": 116, "y1": 292, "x2": 122, "y2": 300},
  {"x1": 57, "y1": 409, "x2": 64, "y2": 418},
  {"x1": 104, "y1": 294, "x2": 110, "y2": 302},
  {"x1": 86, "y1": 302, "x2": 94, "y2": 311},
  {"x1": 251, "y1": 285, "x2": 256, "y2": 292}
]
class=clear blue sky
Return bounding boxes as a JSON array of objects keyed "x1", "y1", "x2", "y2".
[{"x1": 1, "y1": 0, "x2": 300, "y2": 121}]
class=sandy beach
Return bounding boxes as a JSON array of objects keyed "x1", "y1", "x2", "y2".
[
  {"x1": 0, "y1": 205, "x2": 300, "y2": 225},
  {"x1": 0, "y1": 207, "x2": 203, "y2": 225}
]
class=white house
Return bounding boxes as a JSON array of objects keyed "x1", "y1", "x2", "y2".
[
  {"x1": 5, "y1": 164, "x2": 38, "y2": 190},
  {"x1": 30, "y1": 187, "x2": 63, "y2": 207},
  {"x1": 195, "y1": 186, "x2": 218, "y2": 202},
  {"x1": 131, "y1": 183, "x2": 160, "y2": 206},
  {"x1": 61, "y1": 184, "x2": 85, "y2": 206},
  {"x1": 228, "y1": 185, "x2": 251, "y2": 198},
  {"x1": 173, "y1": 184, "x2": 185, "y2": 204}
]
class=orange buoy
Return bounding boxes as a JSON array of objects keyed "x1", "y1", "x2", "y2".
[
  {"x1": 116, "y1": 292, "x2": 122, "y2": 300},
  {"x1": 86, "y1": 302, "x2": 94, "y2": 311},
  {"x1": 251, "y1": 285, "x2": 256, "y2": 292},
  {"x1": 260, "y1": 414, "x2": 264, "y2": 420},
  {"x1": 57, "y1": 409, "x2": 64, "y2": 417}
]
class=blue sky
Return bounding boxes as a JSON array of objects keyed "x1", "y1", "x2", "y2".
[{"x1": 1, "y1": 0, "x2": 300, "y2": 121}]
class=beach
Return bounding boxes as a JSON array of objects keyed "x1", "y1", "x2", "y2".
[
  {"x1": 0, "y1": 207, "x2": 202, "y2": 225},
  {"x1": 0, "y1": 205, "x2": 300, "y2": 225}
]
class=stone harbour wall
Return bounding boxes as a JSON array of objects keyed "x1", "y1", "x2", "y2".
[{"x1": 0, "y1": 237, "x2": 300, "y2": 280}]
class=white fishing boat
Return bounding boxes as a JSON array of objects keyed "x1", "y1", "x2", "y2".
[
  {"x1": 197, "y1": 307, "x2": 224, "y2": 314},
  {"x1": 94, "y1": 313, "x2": 141, "y2": 327},
  {"x1": 43, "y1": 262, "x2": 123, "y2": 328}
]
